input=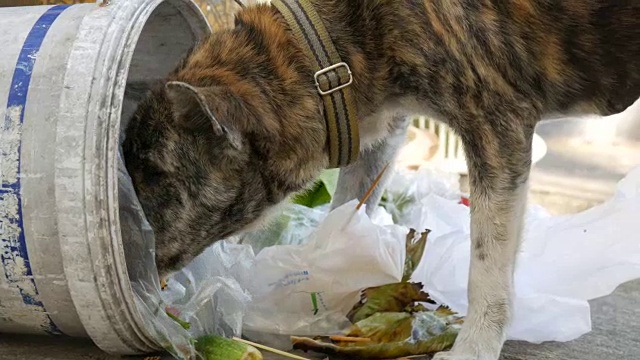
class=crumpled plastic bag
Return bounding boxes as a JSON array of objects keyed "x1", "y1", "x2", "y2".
[
  {"x1": 160, "y1": 241, "x2": 253, "y2": 339},
  {"x1": 391, "y1": 165, "x2": 640, "y2": 343},
  {"x1": 240, "y1": 200, "x2": 407, "y2": 336},
  {"x1": 242, "y1": 164, "x2": 640, "y2": 345}
]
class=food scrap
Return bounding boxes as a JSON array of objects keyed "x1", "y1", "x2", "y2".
[
  {"x1": 195, "y1": 335, "x2": 263, "y2": 360},
  {"x1": 165, "y1": 307, "x2": 191, "y2": 330}
]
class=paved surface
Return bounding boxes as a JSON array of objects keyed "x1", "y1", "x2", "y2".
[
  {"x1": 2, "y1": 117, "x2": 640, "y2": 359},
  {"x1": 500, "y1": 278, "x2": 640, "y2": 360},
  {"x1": 529, "y1": 117, "x2": 640, "y2": 214},
  {"x1": 2, "y1": 276, "x2": 639, "y2": 360}
]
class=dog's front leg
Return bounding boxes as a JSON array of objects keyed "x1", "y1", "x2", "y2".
[
  {"x1": 434, "y1": 113, "x2": 536, "y2": 360},
  {"x1": 331, "y1": 114, "x2": 409, "y2": 215}
]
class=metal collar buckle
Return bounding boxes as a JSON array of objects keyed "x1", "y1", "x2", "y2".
[{"x1": 314, "y1": 62, "x2": 353, "y2": 96}]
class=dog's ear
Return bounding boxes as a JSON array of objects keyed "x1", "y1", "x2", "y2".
[{"x1": 165, "y1": 81, "x2": 243, "y2": 150}]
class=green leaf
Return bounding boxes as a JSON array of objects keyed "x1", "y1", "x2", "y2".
[
  {"x1": 317, "y1": 168, "x2": 340, "y2": 195},
  {"x1": 292, "y1": 169, "x2": 340, "y2": 208},
  {"x1": 292, "y1": 182, "x2": 330, "y2": 207}
]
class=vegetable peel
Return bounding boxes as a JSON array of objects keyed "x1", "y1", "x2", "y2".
[{"x1": 195, "y1": 335, "x2": 263, "y2": 360}]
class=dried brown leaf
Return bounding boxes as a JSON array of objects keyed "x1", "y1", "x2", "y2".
[
  {"x1": 403, "y1": 229, "x2": 430, "y2": 282},
  {"x1": 291, "y1": 329, "x2": 458, "y2": 359}
]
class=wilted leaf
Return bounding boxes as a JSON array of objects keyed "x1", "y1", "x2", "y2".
[
  {"x1": 291, "y1": 328, "x2": 458, "y2": 359},
  {"x1": 403, "y1": 229, "x2": 430, "y2": 282},
  {"x1": 435, "y1": 305, "x2": 456, "y2": 317},
  {"x1": 347, "y1": 312, "x2": 413, "y2": 344},
  {"x1": 347, "y1": 282, "x2": 435, "y2": 323},
  {"x1": 404, "y1": 303, "x2": 429, "y2": 313}
]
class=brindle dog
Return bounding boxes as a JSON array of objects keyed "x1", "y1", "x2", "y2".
[{"x1": 123, "y1": 1, "x2": 640, "y2": 359}]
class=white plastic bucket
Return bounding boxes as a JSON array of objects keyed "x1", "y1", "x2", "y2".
[{"x1": 0, "y1": 0, "x2": 210, "y2": 354}]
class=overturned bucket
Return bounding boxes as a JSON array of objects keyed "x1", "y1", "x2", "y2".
[{"x1": 0, "y1": 0, "x2": 210, "y2": 354}]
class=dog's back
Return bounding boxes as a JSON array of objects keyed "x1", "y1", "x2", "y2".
[
  {"x1": 517, "y1": 0, "x2": 640, "y2": 117},
  {"x1": 379, "y1": 0, "x2": 640, "y2": 121}
]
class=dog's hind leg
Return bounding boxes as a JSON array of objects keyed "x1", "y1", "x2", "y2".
[{"x1": 434, "y1": 105, "x2": 537, "y2": 360}]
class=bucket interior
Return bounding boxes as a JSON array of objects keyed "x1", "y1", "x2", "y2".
[{"x1": 120, "y1": 1, "x2": 203, "y2": 135}]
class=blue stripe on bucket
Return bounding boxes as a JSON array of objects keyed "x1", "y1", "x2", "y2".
[{"x1": 0, "y1": 4, "x2": 72, "y2": 336}]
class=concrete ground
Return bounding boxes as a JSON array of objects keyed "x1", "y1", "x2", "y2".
[{"x1": 2, "y1": 117, "x2": 640, "y2": 359}]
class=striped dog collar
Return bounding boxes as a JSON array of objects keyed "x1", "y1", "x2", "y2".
[{"x1": 272, "y1": 0, "x2": 360, "y2": 168}]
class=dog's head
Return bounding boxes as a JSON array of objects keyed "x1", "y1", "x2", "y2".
[
  {"x1": 123, "y1": 81, "x2": 284, "y2": 276},
  {"x1": 123, "y1": 5, "x2": 330, "y2": 276}
]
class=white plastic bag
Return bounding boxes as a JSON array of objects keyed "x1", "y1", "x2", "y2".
[
  {"x1": 396, "y1": 165, "x2": 640, "y2": 343},
  {"x1": 236, "y1": 164, "x2": 640, "y2": 345},
  {"x1": 242, "y1": 200, "x2": 407, "y2": 336}
]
